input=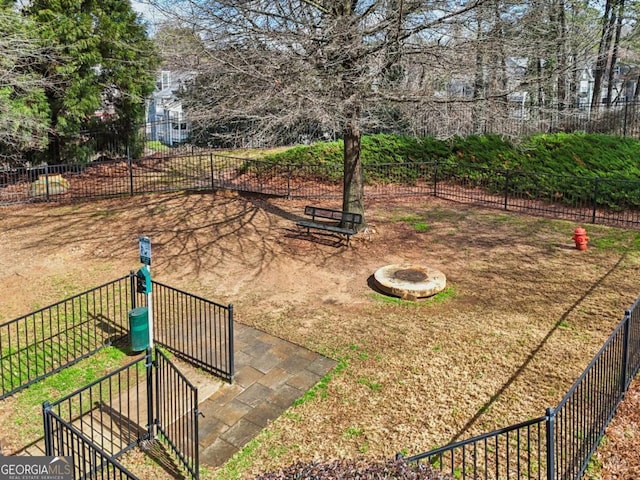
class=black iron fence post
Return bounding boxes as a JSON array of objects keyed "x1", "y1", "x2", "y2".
[
  {"x1": 45, "y1": 164, "x2": 50, "y2": 203},
  {"x1": 130, "y1": 270, "x2": 137, "y2": 310},
  {"x1": 592, "y1": 177, "x2": 600, "y2": 224},
  {"x1": 504, "y1": 170, "x2": 510, "y2": 211},
  {"x1": 622, "y1": 312, "x2": 631, "y2": 392},
  {"x1": 432, "y1": 160, "x2": 438, "y2": 197},
  {"x1": 128, "y1": 145, "x2": 134, "y2": 196},
  {"x1": 194, "y1": 389, "x2": 200, "y2": 479},
  {"x1": 546, "y1": 407, "x2": 555, "y2": 480},
  {"x1": 42, "y1": 401, "x2": 53, "y2": 456},
  {"x1": 146, "y1": 348, "x2": 155, "y2": 441},
  {"x1": 228, "y1": 304, "x2": 235, "y2": 380},
  {"x1": 210, "y1": 153, "x2": 215, "y2": 191},
  {"x1": 286, "y1": 164, "x2": 292, "y2": 199}
]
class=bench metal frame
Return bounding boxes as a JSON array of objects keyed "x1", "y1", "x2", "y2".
[{"x1": 296, "y1": 205, "x2": 363, "y2": 246}]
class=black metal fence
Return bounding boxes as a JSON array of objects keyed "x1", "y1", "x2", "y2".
[
  {"x1": 43, "y1": 347, "x2": 200, "y2": 480},
  {"x1": 404, "y1": 296, "x2": 640, "y2": 480},
  {"x1": 0, "y1": 273, "x2": 234, "y2": 399},
  {"x1": 42, "y1": 355, "x2": 150, "y2": 463},
  {"x1": 155, "y1": 349, "x2": 199, "y2": 480},
  {"x1": 3, "y1": 154, "x2": 640, "y2": 230},
  {"x1": 144, "y1": 281, "x2": 234, "y2": 382},
  {"x1": 405, "y1": 416, "x2": 548, "y2": 479},
  {"x1": 0, "y1": 275, "x2": 133, "y2": 400},
  {"x1": 43, "y1": 410, "x2": 138, "y2": 480},
  {"x1": 408, "y1": 100, "x2": 640, "y2": 140}
]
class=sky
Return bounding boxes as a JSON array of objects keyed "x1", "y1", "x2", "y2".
[{"x1": 131, "y1": 0, "x2": 166, "y2": 35}]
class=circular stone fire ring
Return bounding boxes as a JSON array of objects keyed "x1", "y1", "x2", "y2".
[{"x1": 373, "y1": 264, "x2": 446, "y2": 301}]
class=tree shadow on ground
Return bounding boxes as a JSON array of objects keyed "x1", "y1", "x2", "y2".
[
  {"x1": 447, "y1": 250, "x2": 630, "y2": 444},
  {"x1": 0, "y1": 192, "x2": 282, "y2": 278}
]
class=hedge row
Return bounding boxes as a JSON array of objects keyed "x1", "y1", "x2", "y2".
[{"x1": 258, "y1": 133, "x2": 640, "y2": 210}]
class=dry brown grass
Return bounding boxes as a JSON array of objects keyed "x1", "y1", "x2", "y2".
[{"x1": 0, "y1": 192, "x2": 638, "y2": 479}]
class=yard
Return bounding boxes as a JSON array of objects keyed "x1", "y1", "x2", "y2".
[{"x1": 0, "y1": 190, "x2": 639, "y2": 478}]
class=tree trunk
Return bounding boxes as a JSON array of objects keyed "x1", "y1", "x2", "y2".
[
  {"x1": 556, "y1": 0, "x2": 567, "y2": 109},
  {"x1": 591, "y1": 0, "x2": 617, "y2": 110},
  {"x1": 472, "y1": 19, "x2": 485, "y2": 133},
  {"x1": 342, "y1": 121, "x2": 366, "y2": 231},
  {"x1": 606, "y1": 0, "x2": 625, "y2": 105}
]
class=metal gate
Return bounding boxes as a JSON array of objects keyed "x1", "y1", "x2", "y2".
[
  {"x1": 44, "y1": 349, "x2": 200, "y2": 480},
  {"x1": 154, "y1": 348, "x2": 200, "y2": 480},
  {"x1": 140, "y1": 280, "x2": 234, "y2": 382}
]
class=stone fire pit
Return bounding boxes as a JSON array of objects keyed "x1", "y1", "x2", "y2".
[{"x1": 373, "y1": 264, "x2": 446, "y2": 301}]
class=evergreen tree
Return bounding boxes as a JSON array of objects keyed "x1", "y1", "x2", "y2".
[
  {"x1": 26, "y1": 0, "x2": 159, "y2": 163},
  {"x1": 0, "y1": 3, "x2": 50, "y2": 164}
]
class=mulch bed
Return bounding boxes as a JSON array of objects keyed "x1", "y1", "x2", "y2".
[{"x1": 594, "y1": 374, "x2": 640, "y2": 479}]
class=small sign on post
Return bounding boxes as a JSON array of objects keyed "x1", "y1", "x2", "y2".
[
  {"x1": 138, "y1": 236, "x2": 153, "y2": 351},
  {"x1": 139, "y1": 236, "x2": 151, "y2": 266}
]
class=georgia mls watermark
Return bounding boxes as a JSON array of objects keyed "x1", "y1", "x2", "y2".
[{"x1": 0, "y1": 456, "x2": 72, "y2": 480}]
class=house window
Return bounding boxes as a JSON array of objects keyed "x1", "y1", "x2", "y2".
[{"x1": 161, "y1": 71, "x2": 171, "y2": 90}]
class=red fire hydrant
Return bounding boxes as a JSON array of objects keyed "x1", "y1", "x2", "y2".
[{"x1": 572, "y1": 226, "x2": 589, "y2": 251}]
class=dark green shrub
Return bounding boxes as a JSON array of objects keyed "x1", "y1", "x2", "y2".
[
  {"x1": 257, "y1": 132, "x2": 640, "y2": 211},
  {"x1": 448, "y1": 134, "x2": 521, "y2": 168},
  {"x1": 262, "y1": 134, "x2": 449, "y2": 167}
]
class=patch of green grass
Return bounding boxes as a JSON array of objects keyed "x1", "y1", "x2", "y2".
[
  {"x1": 357, "y1": 377, "x2": 382, "y2": 391},
  {"x1": 283, "y1": 411, "x2": 301, "y2": 422},
  {"x1": 371, "y1": 286, "x2": 457, "y2": 305},
  {"x1": 397, "y1": 214, "x2": 431, "y2": 232},
  {"x1": 371, "y1": 293, "x2": 408, "y2": 305},
  {"x1": 358, "y1": 441, "x2": 370, "y2": 453},
  {"x1": 9, "y1": 346, "x2": 130, "y2": 444},
  {"x1": 558, "y1": 320, "x2": 571, "y2": 329},
  {"x1": 266, "y1": 442, "x2": 289, "y2": 459},
  {"x1": 588, "y1": 229, "x2": 640, "y2": 253},
  {"x1": 145, "y1": 141, "x2": 170, "y2": 153},
  {"x1": 584, "y1": 446, "x2": 604, "y2": 480},
  {"x1": 291, "y1": 356, "x2": 348, "y2": 407},
  {"x1": 344, "y1": 426, "x2": 364, "y2": 438},
  {"x1": 427, "y1": 286, "x2": 457, "y2": 303}
]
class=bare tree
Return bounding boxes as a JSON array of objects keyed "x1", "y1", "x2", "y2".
[{"x1": 145, "y1": 0, "x2": 485, "y2": 225}]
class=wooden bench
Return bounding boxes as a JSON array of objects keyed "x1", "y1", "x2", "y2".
[{"x1": 296, "y1": 206, "x2": 363, "y2": 246}]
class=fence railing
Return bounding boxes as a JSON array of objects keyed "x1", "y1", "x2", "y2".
[
  {"x1": 43, "y1": 355, "x2": 150, "y2": 461},
  {"x1": 0, "y1": 275, "x2": 133, "y2": 399},
  {"x1": 140, "y1": 280, "x2": 234, "y2": 382},
  {"x1": 43, "y1": 409, "x2": 138, "y2": 480},
  {"x1": 0, "y1": 274, "x2": 234, "y2": 399},
  {"x1": 405, "y1": 416, "x2": 548, "y2": 480},
  {"x1": 405, "y1": 295, "x2": 640, "y2": 480},
  {"x1": 3, "y1": 155, "x2": 640, "y2": 231},
  {"x1": 155, "y1": 348, "x2": 199, "y2": 480},
  {"x1": 43, "y1": 348, "x2": 201, "y2": 480}
]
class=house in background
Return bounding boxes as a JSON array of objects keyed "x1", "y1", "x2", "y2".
[{"x1": 146, "y1": 70, "x2": 194, "y2": 146}]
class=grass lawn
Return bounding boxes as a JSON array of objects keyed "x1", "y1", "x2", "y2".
[{"x1": 0, "y1": 192, "x2": 638, "y2": 478}]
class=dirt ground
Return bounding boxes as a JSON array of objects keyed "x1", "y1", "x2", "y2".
[{"x1": 1, "y1": 190, "x2": 639, "y2": 479}]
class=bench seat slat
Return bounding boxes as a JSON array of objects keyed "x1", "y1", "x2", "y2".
[{"x1": 296, "y1": 205, "x2": 363, "y2": 246}]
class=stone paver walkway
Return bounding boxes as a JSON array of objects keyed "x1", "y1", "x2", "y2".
[
  {"x1": 198, "y1": 323, "x2": 336, "y2": 468},
  {"x1": 13, "y1": 323, "x2": 336, "y2": 473}
]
